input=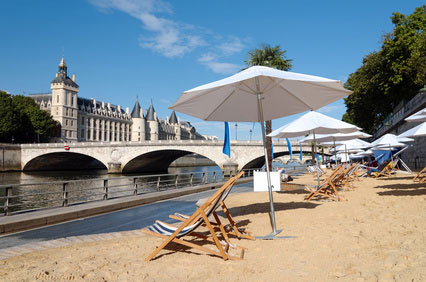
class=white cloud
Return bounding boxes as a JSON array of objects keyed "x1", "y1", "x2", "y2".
[
  {"x1": 89, "y1": 0, "x2": 246, "y2": 70},
  {"x1": 217, "y1": 37, "x2": 245, "y2": 55},
  {"x1": 198, "y1": 53, "x2": 242, "y2": 74},
  {"x1": 89, "y1": 0, "x2": 204, "y2": 57}
]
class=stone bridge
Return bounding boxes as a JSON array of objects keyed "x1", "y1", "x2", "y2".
[{"x1": 16, "y1": 140, "x2": 329, "y2": 173}]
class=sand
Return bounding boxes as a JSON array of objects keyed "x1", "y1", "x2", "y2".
[{"x1": 1, "y1": 171, "x2": 425, "y2": 281}]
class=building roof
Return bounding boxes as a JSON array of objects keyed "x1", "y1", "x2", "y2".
[
  {"x1": 131, "y1": 98, "x2": 142, "y2": 118},
  {"x1": 169, "y1": 110, "x2": 178, "y2": 124},
  {"x1": 51, "y1": 55, "x2": 79, "y2": 88},
  {"x1": 51, "y1": 74, "x2": 79, "y2": 88},
  {"x1": 146, "y1": 103, "x2": 156, "y2": 121},
  {"x1": 77, "y1": 98, "x2": 126, "y2": 114}
]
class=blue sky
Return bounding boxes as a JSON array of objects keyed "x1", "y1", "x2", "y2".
[{"x1": 0, "y1": 0, "x2": 423, "y2": 141}]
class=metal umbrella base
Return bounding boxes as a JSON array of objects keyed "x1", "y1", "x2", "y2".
[{"x1": 256, "y1": 229, "x2": 296, "y2": 240}]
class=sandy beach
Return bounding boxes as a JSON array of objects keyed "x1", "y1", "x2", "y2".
[{"x1": 1, "y1": 171, "x2": 425, "y2": 281}]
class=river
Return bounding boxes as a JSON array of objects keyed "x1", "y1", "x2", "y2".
[{"x1": 0, "y1": 163, "x2": 306, "y2": 214}]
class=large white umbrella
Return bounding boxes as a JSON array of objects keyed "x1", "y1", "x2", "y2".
[
  {"x1": 301, "y1": 131, "x2": 371, "y2": 143},
  {"x1": 170, "y1": 66, "x2": 351, "y2": 238},
  {"x1": 301, "y1": 131, "x2": 371, "y2": 163},
  {"x1": 269, "y1": 111, "x2": 358, "y2": 138},
  {"x1": 405, "y1": 108, "x2": 426, "y2": 122},
  {"x1": 370, "y1": 133, "x2": 413, "y2": 148},
  {"x1": 398, "y1": 121, "x2": 426, "y2": 138}
]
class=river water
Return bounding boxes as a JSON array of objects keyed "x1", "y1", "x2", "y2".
[{"x1": 0, "y1": 164, "x2": 306, "y2": 214}]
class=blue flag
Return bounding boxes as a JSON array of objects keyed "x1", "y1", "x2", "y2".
[
  {"x1": 299, "y1": 143, "x2": 303, "y2": 161},
  {"x1": 271, "y1": 142, "x2": 274, "y2": 159},
  {"x1": 223, "y1": 122, "x2": 230, "y2": 158},
  {"x1": 286, "y1": 138, "x2": 292, "y2": 159}
]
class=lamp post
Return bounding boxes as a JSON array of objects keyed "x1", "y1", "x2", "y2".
[
  {"x1": 249, "y1": 129, "x2": 252, "y2": 141},
  {"x1": 235, "y1": 123, "x2": 238, "y2": 140}
]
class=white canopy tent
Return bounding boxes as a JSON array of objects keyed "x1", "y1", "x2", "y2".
[{"x1": 170, "y1": 66, "x2": 352, "y2": 238}]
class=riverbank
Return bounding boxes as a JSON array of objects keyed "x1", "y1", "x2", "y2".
[{"x1": 1, "y1": 171, "x2": 425, "y2": 281}]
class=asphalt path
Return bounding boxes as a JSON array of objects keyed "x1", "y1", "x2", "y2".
[{"x1": 0, "y1": 184, "x2": 253, "y2": 250}]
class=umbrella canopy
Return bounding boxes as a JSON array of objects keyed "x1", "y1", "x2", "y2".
[
  {"x1": 170, "y1": 66, "x2": 351, "y2": 122},
  {"x1": 405, "y1": 108, "x2": 426, "y2": 123},
  {"x1": 268, "y1": 111, "x2": 359, "y2": 138},
  {"x1": 170, "y1": 66, "x2": 351, "y2": 238},
  {"x1": 330, "y1": 139, "x2": 372, "y2": 152},
  {"x1": 370, "y1": 133, "x2": 413, "y2": 148},
  {"x1": 301, "y1": 131, "x2": 371, "y2": 143},
  {"x1": 398, "y1": 121, "x2": 426, "y2": 138}
]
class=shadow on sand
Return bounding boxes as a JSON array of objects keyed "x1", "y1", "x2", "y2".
[{"x1": 226, "y1": 201, "x2": 320, "y2": 217}]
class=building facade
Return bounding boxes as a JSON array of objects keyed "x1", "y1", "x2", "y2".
[{"x1": 30, "y1": 56, "x2": 215, "y2": 143}]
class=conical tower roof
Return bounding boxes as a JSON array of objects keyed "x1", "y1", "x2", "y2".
[
  {"x1": 131, "y1": 97, "x2": 142, "y2": 118},
  {"x1": 146, "y1": 102, "x2": 156, "y2": 121},
  {"x1": 169, "y1": 110, "x2": 178, "y2": 124}
]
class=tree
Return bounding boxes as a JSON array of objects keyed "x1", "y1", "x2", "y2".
[
  {"x1": 0, "y1": 91, "x2": 56, "y2": 143},
  {"x1": 0, "y1": 91, "x2": 16, "y2": 142},
  {"x1": 245, "y1": 44, "x2": 292, "y2": 168},
  {"x1": 344, "y1": 5, "x2": 426, "y2": 133}
]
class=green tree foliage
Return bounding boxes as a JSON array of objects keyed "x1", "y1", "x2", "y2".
[
  {"x1": 245, "y1": 44, "x2": 292, "y2": 167},
  {"x1": 0, "y1": 91, "x2": 56, "y2": 143},
  {"x1": 344, "y1": 5, "x2": 426, "y2": 133}
]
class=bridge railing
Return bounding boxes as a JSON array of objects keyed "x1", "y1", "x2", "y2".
[{"x1": 0, "y1": 169, "x2": 255, "y2": 216}]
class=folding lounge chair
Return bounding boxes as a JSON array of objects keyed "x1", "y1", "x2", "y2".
[
  {"x1": 374, "y1": 160, "x2": 394, "y2": 178},
  {"x1": 169, "y1": 175, "x2": 254, "y2": 246},
  {"x1": 142, "y1": 171, "x2": 247, "y2": 261},
  {"x1": 304, "y1": 167, "x2": 343, "y2": 201}
]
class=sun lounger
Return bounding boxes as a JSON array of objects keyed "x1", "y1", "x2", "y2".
[{"x1": 141, "y1": 171, "x2": 247, "y2": 261}]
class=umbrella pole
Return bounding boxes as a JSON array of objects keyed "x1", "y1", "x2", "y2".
[
  {"x1": 257, "y1": 93, "x2": 281, "y2": 237},
  {"x1": 313, "y1": 131, "x2": 320, "y2": 187},
  {"x1": 333, "y1": 138, "x2": 337, "y2": 168}
]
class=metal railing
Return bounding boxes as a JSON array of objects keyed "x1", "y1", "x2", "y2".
[{"x1": 0, "y1": 169, "x2": 254, "y2": 216}]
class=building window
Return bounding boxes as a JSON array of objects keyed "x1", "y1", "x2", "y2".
[
  {"x1": 57, "y1": 95, "x2": 59, "y2": 103},
  {"x1": 81, "y1": 129, "x2": 84, "y2": 138},
  {"x1": 71, "y1": 120, "x2": 73, "y2": 126},
  {"x1": 81, "y1": 118, "x2": 84, "y2": 126},
  {"x1": 71, "y1": 95, "x2": 74, "y2": 106},
  {"x1": 65, "y1": 120, "x2": 68, "y2": 126}
]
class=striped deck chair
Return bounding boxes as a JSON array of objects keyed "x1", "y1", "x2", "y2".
[
  {"x1": 169, "y1": 172, "x2": 254, "y2": 247},
  {"x1": 374, "y1": 160, "x2": 394, "y2": 178},
  {"x1": 304, "y1": 167, "x2": 343, "y2": 201},
  {"x1": 142, "y1": 171, "x2": 246, "y2": 261}
]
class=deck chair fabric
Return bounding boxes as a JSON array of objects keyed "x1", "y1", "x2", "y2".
[{"x1": 142, "y1": 171, "x2": 246, "y2": 261}]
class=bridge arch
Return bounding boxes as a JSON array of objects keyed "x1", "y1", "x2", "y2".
[
  {"x1": 241, "y1": 151, "x2": 291, "y2": 170},
  {"x1": 23, "y1": 152, "x2": 107, "y2": 171},
  {"x1": 122, "y1": 149, "x2": 220, "y2": 173}
]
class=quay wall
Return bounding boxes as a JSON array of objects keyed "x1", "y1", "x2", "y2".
[{"x1": 0, "y1": 144, "x2": 21, "y2": 172}]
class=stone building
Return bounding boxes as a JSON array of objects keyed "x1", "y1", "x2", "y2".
[{"x1": 30, "y1": 56, "x2": 215, "y2": 143}]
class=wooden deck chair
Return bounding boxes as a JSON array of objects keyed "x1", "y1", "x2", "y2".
[
  {"x1": 142, "y1": 171, "x2": 246, "y2": 261},
  {"x1": 413, "y1": 167, "x2": 426, "y2": 183},
  {"x1": 169, "y1": 173, "x2": 255, "y2": 246},
  {"x1": 304, "y1": 167, "x2": 343, "y2": 201},
  {"x1": 374, "y1": 160, "x2": 394, "y2": 178}
]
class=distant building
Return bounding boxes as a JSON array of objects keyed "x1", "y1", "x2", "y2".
[{"x1": 30, "y1": 56, "x2": 217, "y2": 142}]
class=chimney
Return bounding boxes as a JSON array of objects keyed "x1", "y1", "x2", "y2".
[
  {"x1": 126, "y1": 107, "x2": 129, "y2": 114},
  {"x1": 102, "y1": 101, "x2": 105, "y2": 108},
  {"x1": 72, "y1": 74, "x2": 76, "y2": 82},
  {"x1": 117, "y1": 105, "x2": 121, "y2": 111},
  {"x1": 107, "y1": 102, "x2": 111, "y2": 108}
]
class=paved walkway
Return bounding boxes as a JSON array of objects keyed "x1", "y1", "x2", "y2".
[{"x1": 0, "y1": 183, "x2": 253, "y2": 260}]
